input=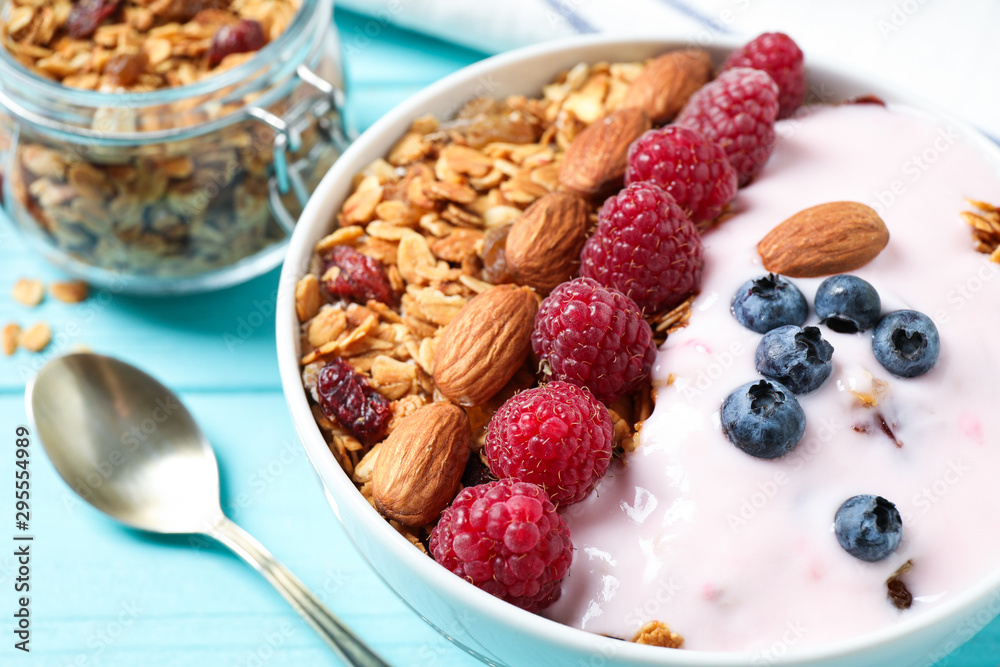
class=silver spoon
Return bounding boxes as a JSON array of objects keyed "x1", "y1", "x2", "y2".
[{"x1": 26, "y1": 352, "x2": 390, "y2": 667}]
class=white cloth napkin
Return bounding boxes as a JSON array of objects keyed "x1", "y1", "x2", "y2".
[{"x1": 338, "y1": 0, "x2": 1000, "y2": 140}]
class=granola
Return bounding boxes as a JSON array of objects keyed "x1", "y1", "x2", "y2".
[
  {"x1": 295, "y1": 59, "x2": 690, "y2": 549},
  {"x1": 963, "y1": 198, "x2": 1000, "y2": 262},
  {"x1": 6, "y1": 122, "x2": 292, "y2": 277},
  {"x1": 631, "y1": 620, "x2": 684, "y2": 648},
  {"x1": 0, "y1": 0, "x2": 343, "y2": 280},
  {"x1": 0, "y1": 0, "x2": 299, "y2": 92}
]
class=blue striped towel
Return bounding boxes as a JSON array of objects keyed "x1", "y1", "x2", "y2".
[{"x1": 336, "y1": 0, "x2": 1000, "y2": 140}]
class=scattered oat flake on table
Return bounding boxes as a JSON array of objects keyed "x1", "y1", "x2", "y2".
[
  {"x1": 2, "y1": 324, "x2": 20, "y2": 356},
  {"x1": 50, "y1": 280, "x2": 90, "y2": 303},
  {"x1": 19, "y1": 322, "x2": 52, "y2": 353},
  {"x1": 11, "y1": 278, "x2": 44, "y2": 306}
]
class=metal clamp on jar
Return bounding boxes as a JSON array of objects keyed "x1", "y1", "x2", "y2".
[{"x1": 0, "y1": 0, "x2": 348, "y2": 294}]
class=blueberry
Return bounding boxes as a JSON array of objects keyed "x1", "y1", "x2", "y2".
[
  {"x1": 755, "y1": 325, "x2": 834, "y2": 394},
  {"x1": 815, "y1": 275, "x2": 881, "y2": 333},
  {"x1": 834, "y1": 495, "x2": 902, "y2": 562},
  {"x1": 721, "y1": 379, "x2": 806, "y2": 459},
  {"x1": 731, "y1": 274, "x2": 808, "y2": 333},
  {"x1": 872, "y1": 310, "x2": 940, "y2": 378}
]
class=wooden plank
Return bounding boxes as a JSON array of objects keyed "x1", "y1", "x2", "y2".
[{"x1": 0, "y1": 392, "x2": 478, "y2": 666}]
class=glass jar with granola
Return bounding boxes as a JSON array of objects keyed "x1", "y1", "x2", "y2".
[{"x1": 0, "y1": 0, "x2": 346, "y2": 293}]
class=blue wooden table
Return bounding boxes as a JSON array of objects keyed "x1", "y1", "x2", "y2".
[{"x1": 0, "y1": 9, "x2": 997, "y2": 667}]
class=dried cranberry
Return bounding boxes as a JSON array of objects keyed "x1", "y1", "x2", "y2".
[
  {"x1": 207, "y1": 19, "x2": 267, "y2": 67},
  {"x1": 66, "y1": 0, "x2": 121, "y2": 38},
  {"x1": 460, "y1": 453, "x2": 493, "y2": 488},
  {"x1": 887, "y1": 577, "x2": 912, "y2": 610},
  {"x1": 322, "y1": 245, "x2": 396, "y2": 306},
  {"x1": 104, "y1": 52, "x2": 148, "y2": 87},
  {"x1": 846, "y1": 94, "x2": 887, "y2": 107},
  {"x1": 886, "y1": 560, "x2": 914, "y2": 610},
  {"x1": 316, "y1": 358, "x2": 392, "y2": 445}
]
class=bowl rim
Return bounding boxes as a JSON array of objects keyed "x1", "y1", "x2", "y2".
[{"x1": 277, "y1": 32, "x2": 1000, "y2": 665}]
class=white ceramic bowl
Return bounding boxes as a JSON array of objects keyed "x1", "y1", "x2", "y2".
[{"x1": 277, "y1": 34, "x2": 1000, "y2": 667}]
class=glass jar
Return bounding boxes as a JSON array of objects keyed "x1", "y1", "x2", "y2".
[{"x1": 0, "y1": 0, "x2": 347, "y2": 294}]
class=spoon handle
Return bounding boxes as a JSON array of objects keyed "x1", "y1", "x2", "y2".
[{"x1": 209, "y1": 516, "x2": 391, "y2": 667}]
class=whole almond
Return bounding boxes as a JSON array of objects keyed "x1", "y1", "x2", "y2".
[
  {"x1": 758, "y1": 202, "x2": 890, "y2": 277},
  {"x1": 505, "y1": 192, "x2": 591, "y2": 293},
  {"x1": 371, "y1": 402, "x2": 470, "y2": 527},
  {"x1": 558, "y1": 108, "x2": 650, "y2": 198},
  {"x1": 624, "y1": 49, "x2": 714, "y2": 124},
  {"x1": 434, "y1": 284, "x2": 538, "y2": 406}
]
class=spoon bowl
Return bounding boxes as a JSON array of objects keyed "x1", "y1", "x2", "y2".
[
  {"x1": 28, "y1": 353, "x2": 222, "y2": 534},
  {"x1": 26, "y1": 352, "x2": 389, "y2": 667}
]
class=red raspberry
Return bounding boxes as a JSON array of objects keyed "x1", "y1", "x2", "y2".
[
  {"x1": 580, "y1": 182, "x2": 703, "y2": 314},
  {"x1": 429, "y1": 479, "x2": 573, "y2": 612},
  {"x1": 532, "y1": 277, "x2": 656, "y2": 404},
  {"x1": 625, "y1": 126, "x2": 738, "y2": 226},
  {"x1": 722, "y1": 32, "x2": 805, "y2": 120},
  {"x1": 485, "y1": 382, "x2": 613, "y2": 506},
  {"x1": 677, "y1": 67, "x2": 779, "y2": 186},
  {"x1": 322, "y1": 245, "x2": 396, "y2": 306}
]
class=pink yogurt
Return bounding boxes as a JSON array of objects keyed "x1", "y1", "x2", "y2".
[{"x1": 544, "y1": 103, "x2": 1000, "y2": 653}]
